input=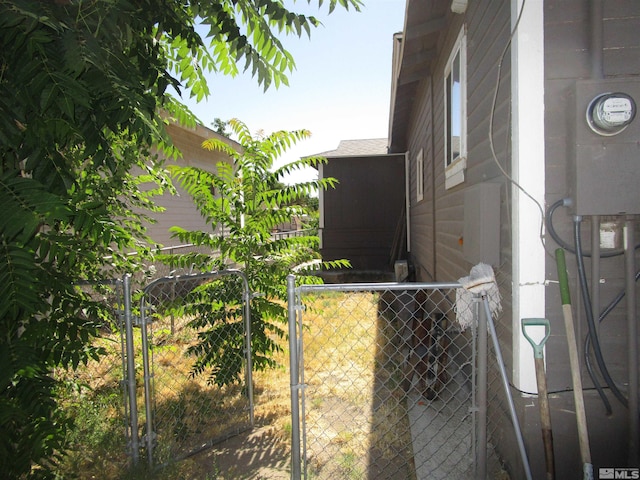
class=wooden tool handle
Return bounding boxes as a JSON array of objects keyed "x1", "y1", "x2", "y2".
[{"x1": 535, "y1": 357, "x2": 555, "y2": 480}]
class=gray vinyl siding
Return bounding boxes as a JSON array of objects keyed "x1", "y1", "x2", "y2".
[
  {"x1": 464, "y1": 5, "x2": 517, "y2": 468},
  {"x1": 404, "y1": 0, "x2": 512, "y2": 281},
  {"x1": 405, "y1": 0, "x2": 518, "y2": 473},
  {"x1": 407, "y1": 79, "x2": 435, "y2": 280}
]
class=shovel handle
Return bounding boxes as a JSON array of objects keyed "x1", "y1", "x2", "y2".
[
  {"x1": 555, "y1": 249, "x2": 572, "y2": 306},
  {"x1": 522, "y1": 318, "x2": 551, "y2": 359},
  {"x1": 525, "y1": 318, "x2": 556, "y2": 480},
  {"x1": 535, "y1": 355, "x2": 555, "y2": 480}
]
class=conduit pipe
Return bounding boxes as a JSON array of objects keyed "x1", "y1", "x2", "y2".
[
  {"x1": 591, "y1": 217, "x2": 601, "y2": 340},
  {"x1": 574, "y1": 216, "x2": 628, "y2": 410},
  {"x1": 625, "y1": 218, "x2": 639, "y2": 464},
  {"x1": 590, "y1": 0, "x2": 603, "y2": 352},
  {"x1": 546, "y1": 198, "x2": 634, "y2": 258},
  {"x1": 590, "y1": 0, "x2": 603, "y2": 81}
]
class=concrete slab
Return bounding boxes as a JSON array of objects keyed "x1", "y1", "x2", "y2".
[{"x1": 408, "y1": 389, "x2": 474, "y2": 480}]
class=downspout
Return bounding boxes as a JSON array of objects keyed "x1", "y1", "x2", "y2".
[
  {"x1": 590, "y1": 0, "x2": 603, "y2": 81},
  {"x1": 404, "y1": 151, "x2": 411, "y2": 257},
  {"x1": 626, "y1": 219, "x2": 639, "y2": 465},
  {"x1": 318, "y1": 163, "x2": 324, "y2": 250},
  {"x1": 430, "y1": 75, "x2": 437, "y2": 281},
  {"x1": 590, "y1": 0, "x2": 603, "y2": 340}
]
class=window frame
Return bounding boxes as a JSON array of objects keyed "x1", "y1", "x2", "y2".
[{"x1": 444, "y1": 27, "x2": 467, "y2": 190}]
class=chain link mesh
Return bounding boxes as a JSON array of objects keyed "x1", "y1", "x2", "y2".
[
  {"x1": 139, "y1": 271, "x2": 253, "y2": 466},
  {"x1": 293, "y1": 284, "x2": 508, "y2": 479},
  {"x1": 56, "y1": 272, "x2": 515, "y2": 479}
]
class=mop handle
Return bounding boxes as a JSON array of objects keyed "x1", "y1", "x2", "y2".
[{"x1": 483, "y1": 297, "x2": 533, "y2": 480}]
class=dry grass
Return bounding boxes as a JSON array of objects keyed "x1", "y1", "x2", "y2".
[
  {"x1": 57, "y1": 290, "x2": 413, "y2": 479},
  {"x1": 299, "y1": 291, "x2": 414, "y2": 480},
  {"x1": 56, "y1": 308, "x2": 293, "y2": 479}
]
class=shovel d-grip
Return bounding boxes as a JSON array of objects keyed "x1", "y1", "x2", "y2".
[{"x1": 522, "y1": 318, "x2": 551, "y2": 358}]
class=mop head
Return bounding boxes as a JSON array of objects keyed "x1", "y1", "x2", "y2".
[{"x1": 456, "y1": 263, "x2": 502, "y2": 331}]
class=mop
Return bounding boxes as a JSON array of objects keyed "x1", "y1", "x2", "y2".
[{"x1": 456, "y1": 263, "x2": 533, "y2": 480}]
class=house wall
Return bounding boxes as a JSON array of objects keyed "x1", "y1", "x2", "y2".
[
  {"x1": 401, "y1": 0, "x2": 639, "y2": 477},
  {"x1": 407, "y1": 1, "x2": 512, "y2": 281},
  {"x1": 542, "y1": 0, "x2": 640, "y2": 475},
  {"x1": 321, "y1": 155, "x2": 405, "y2": 271},
  {"x1": 406, "y1": 80, "x2": 436, "y2": 279},
  {"x1": 142, "y1": 123, "x2": 234, "y2": 248},
  {"x1": 403, "y1": 0, "x2": 523, "y2": 476}
]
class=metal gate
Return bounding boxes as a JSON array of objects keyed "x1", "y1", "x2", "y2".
[
  {"x1": 287, "y1": 278, "x2": 503, "y2": 480},
  {"x1": 137, "y1": 270, "x2": 254, "y2": 467}
]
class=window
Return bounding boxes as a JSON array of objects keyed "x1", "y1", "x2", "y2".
[
  {"x1": 444, "y1": 28, "x2": 467, "y2": 189},
  {"x1": 416, "y1": 148, "x2": 424, "y2": 202}
]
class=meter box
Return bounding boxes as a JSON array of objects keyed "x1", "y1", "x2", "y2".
[
  {"x1": 569, "y1": 79, "x2": 640, "y2": 215},
  {"x1": 463, "y1": 182, "x2": 501, "y2": 266}
]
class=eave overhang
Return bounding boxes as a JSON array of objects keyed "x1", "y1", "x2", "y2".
[{"x1": 388, "y1": 0, "x2": 449, "y2": 153}]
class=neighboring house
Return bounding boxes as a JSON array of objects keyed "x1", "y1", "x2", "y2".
[
  {"x1": 330, "y1": 1, "x2": 639, "y2": 478},
  {"x1": 142, "y1": 121, "x2": 238, "y2": 249},
  {"x1": 316, "y1": 139, "x2": 406, "y2": 275}
]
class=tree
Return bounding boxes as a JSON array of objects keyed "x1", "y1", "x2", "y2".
[
  {"x1": 212, "y1": 117, "x2": 231, "y2": 136},
  {"x1": 165, "y1": 119, "x2": 348, "y2": 385},
  {"x1": 0, "y1": 0, "x2": 362, "y2": 476}
]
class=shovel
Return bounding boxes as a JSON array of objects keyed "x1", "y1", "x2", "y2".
[{"x1": 522, "y1": 318, "x2": 555, "y2": 480}]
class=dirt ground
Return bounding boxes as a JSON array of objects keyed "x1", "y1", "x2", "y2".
[{"x1": 191, "y1": 425, "x2": 291, "y2": 479}]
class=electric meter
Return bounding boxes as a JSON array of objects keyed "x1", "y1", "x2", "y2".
[{"x1": 586, "y1": 92, "x2": 636, "y2": 136}]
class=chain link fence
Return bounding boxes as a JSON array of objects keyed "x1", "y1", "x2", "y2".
[
  {"x1": 56, "y1": 266, "x2": 517, "y2": 479},
  {"x1": 288, "y1": 279, "x2": 508, "y2": 480},
  {"x1": 139, "y1": 270, "x2": 254, "y2": 467}
]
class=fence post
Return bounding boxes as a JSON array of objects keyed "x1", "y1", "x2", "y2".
[
  {"x1": 140, "y1": 295, "x2": 155, "y2": 466},
  {"x1": 122, "y1": 274, "x2": 140, "y2": 466},
  {"x1": 476, "y1": 296, "x2": 487, "y2": 479},
  {"x1": 241, "y1": 273, "x2": 255, "y2": 427},
  {"x1": 287, "y1": 275, "x2": 302, "y2": 479}
]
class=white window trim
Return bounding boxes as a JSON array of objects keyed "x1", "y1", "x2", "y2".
[
  {"x1": 416, "y1": 148, "x2": 424, "y2": 202},
  {"x1": 444, "y1": 27, "x2": 467, "y2": 190}
]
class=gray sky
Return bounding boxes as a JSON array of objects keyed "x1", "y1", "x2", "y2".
[{"x1": 182, "y1": 0, "x2": 406, "y2": 183}]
